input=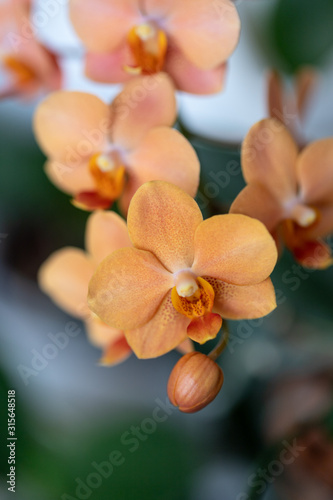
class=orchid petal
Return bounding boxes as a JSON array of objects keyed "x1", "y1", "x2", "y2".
[
  {"x1": 125, "y1": 291, "x2": 189, "y2": 358},
  {"x1": 241, "y1": 118, "x2": 299, "y2": 201},
  {"x1": 85, "y1": 318, "x2": 124, "y2": 349},
  {"x1": 45, "y1": 160, "x2": 94, "y2": 195},
  {"x1": 99, "y1": 336, "x2": 132, "y2": 366},
  {"x1": 34, "y1": 91, "x2": 110, "y2": 162},
  {"x1": 167, "y1": 0, "x2": 240, "y2": 69},
  {"x1": 38, "y1": 248, "x2": 94, "y2": 319},
  {"x1": 70, "y1": 0, "x2": 140, "y2": 52},
  {"x1": 85, "y1": 47, "x2": 135, "y2": 84},
  {"x1": 122, "y1": 127, "x2": 199, "y2": 211},
  {"x1": 230, "y1": 184, "x2": 284, "y2": 232},
  {"x1": 86, "y1": 211, "x2": 131, "y2": 264},
  {"x1": 111, "y1": 73, "x2": 176, "y2": 150},
  {"x1": 206, "y1": 277, "x2": 277, "y2": 320},
  {"x1": 88, "y1": 247, "x2": 173, "y2": 330},
  {"x1": 165, "y1": 48, "x2": 227, "y2": 94},
  {"x1": 127, "y1": 181, "x2": 203, "y2": 272},
  {"x1": 192, "y1": 214, "x2": 277, "y2": 285},
  {"x1": 297, "y1": 138, "x2": 333, "y2": 205}
]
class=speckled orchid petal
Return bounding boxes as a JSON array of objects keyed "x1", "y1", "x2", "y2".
[
  {"x1": 100, "y1": 336, "x2": 132, "y2": 366},
  {"x1": 165, "y1": 48, "x2": 227, "y2": 94},
  {"x1": 125, "y1": 291, "x2": 189, "y2": 359},
  {"x1": 121, "y1": 127, "x2": 199, "y2": 212},
  {"x1": 45, "y1": 160, "x2": 95, "y2": 195},
  {"x1": 70, "y1": 0, "x2": 141, "y2": 52},
  {"x1": 111, "y1": 73, "x2": 176, "y2": 150},
  {"x1": 85, "y1": 48, "x2": 135, "y2": 83},
  {"x1": 86, "y1": 317, "x2": 124, "y2": 349},
  {"x1": 34, "y1": 91, "x2": 110, "y2": 162},
  {"x1": 167, "y1": 0, "x2": 240, "y2": 70},
  {"x1": 230, "y1": 184, "x2": 284, "y2": 233},
  {"x1": 242, "y1": 118, "x2": 299, "y2": 201},
  {"x1": 85, "y1": 211, "x2": 131, "y2": 264},
  {"x1": 38, "y1": 248, "x2": 94, "y2": 319},
  {"x1": 205, "y1": 277, "x2": 277, "y2": 320},
  {"x1": 192, "y1": 214, "x2": 277, "y2": 285},
  {"x1": 127, "y1": 181, "x2": 203, "y2": 273},
  {"x1": 88, "y1": 247, "x2": 173, "y2": 330},
  {"x1": 297, "y1": 138, "x2": 333, "y2": 205}
]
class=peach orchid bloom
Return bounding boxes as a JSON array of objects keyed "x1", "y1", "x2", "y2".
[
  {"x1": 231, "y1": 118, "x2": 333, "y2": 269},
  {"x1": 88, "y1": 181, "x2": 277, "y2": 360},
  {"x1": 0, "y1": 0, "x2": 61, "y2": 99},
  {"x1": 33, "y1": 73, "x2": 200, "y2": 211},
  {"x1": 69, "y1": 0, "x2": 240, "y2": 94},
  {"x1": 39, "y1": 211, "x2": 193, "y2": 364}
]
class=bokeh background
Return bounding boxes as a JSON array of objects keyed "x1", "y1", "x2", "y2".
[{"x1": 1, "y1": 1, "x2": 333, "y2": 499}]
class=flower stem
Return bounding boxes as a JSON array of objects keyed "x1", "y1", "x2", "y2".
[{"x1": 208, "y1": 321, "x2": 229, "y2": 361}]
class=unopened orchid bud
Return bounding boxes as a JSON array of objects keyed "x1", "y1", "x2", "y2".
[{"x1": 167, "y1": 352, "x2": 224, "y2": 413}]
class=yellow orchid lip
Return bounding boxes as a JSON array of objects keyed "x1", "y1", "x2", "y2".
[
  {"x1": 88, "y1": 152, "x2": 126, "y2": 202},
  {"x1": 127, "y1": 22, "x2": 167, "y2": 74},
  {"x1": 171, "y1": 275, "x2": 215, "y2": 320}
]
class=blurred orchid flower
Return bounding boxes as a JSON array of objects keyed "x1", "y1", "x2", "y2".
[
  {"x1": 0, "y1": 0, "x2": 61, "y2": 99},
  {"x1": 39, "y1": 211, "x2": 193, "y2": 364},
  {"x1": 267, "y1": 68, "x2": 318, "y2": 145},
  {"x1": 88, "y1": 181, "x2": 277, "y2": 359},
  {"x1": 231, "y1": 118, "x2": 333, "y2": 269},
  {"x1": 69, "y1": 0, "x2": 240, "y2": 94},
  {"x1": 33, "y1": 73, "x2": 200, "y2": 211}
]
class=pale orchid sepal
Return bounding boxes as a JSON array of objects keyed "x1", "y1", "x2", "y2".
[
  {"x1": 88, "y1": 181, "x2": 277, "y2": 360},
  {"x1": 33, "y1": 73, "x2": 200, "y2": 212},
  {"x1": 231, "y1": 118, "x2": 333, "y2": 270},
  {"x1": 69, "y1": 0, "x2": 240, "y2": 95}
]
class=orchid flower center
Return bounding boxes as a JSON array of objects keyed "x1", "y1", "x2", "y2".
[
  {"x1": 288, "y1": 203, "x2": 317, "y2": 228},
  {"x1": 126, "y1": 21, "x2": 167, "y2": 74},
  {"x1": 88, "y1": 151, "x2": 126, "y2": 202},
  {"x1": 2, "y1": 54, "x2": 35, "y2": 85},
  {"x1": 171, "y1": 272, "x2": 215, "y2": 319}
]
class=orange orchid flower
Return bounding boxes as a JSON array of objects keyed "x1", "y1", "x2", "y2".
[
  {"x1": 33, "y1": 73, "x2": 200, "y2": 211},
  {"x1": 39, "y1": 211, "x2": 193, "y2": 364},
  {"x1": 230, "y1": 118, "x2": 333, "y2": 269},
  {"x1": 88, "y1": 181, "x2": 277, "y2": 360},
  {"x1": 69, "y1": 0, "x2": 240, "y2": 94},
  {"x1": 0, "y1": 0, "x2": 61, "y2": 99}
]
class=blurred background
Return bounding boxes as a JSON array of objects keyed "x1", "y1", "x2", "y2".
[{"x1": 1, "y1": 1, "x2": 333, "y2": 499}]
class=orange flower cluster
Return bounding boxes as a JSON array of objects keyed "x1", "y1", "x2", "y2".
[{"x1": 3, "y1": 1, "x2": 331, "y2": 413}]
